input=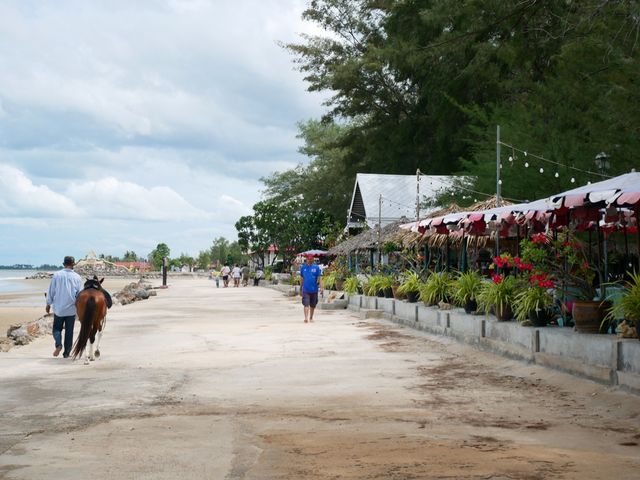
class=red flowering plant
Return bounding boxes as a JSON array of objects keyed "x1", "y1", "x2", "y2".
[
  {"x1": 519, "y1": 231, "x2": 600, "y2": 302},
  {"x1": 513, "y1": 271, "x2": 556, "y2": 322}
]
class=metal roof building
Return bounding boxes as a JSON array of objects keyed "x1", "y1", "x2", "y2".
[{"x1": 346, "y1": 173, "x2": 456, "y2": 229}]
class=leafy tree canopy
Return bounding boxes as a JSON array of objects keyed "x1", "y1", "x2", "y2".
[{"x1": 284, "y1": 0, "x2": 639, "y2": 207}]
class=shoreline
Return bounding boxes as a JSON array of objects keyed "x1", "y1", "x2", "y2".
[{"x1": 0, "y1": 276, "x2": 144, "y2": 336}]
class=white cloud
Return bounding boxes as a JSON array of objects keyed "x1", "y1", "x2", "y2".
[
  {"x1": 0, "y1": 164, "x2": 82, "y2": 217},
  {"x1": 0, "y1": 0, "x2": 328, "y2": 265},
  {"x1": 66, "y1": 177, "x2": 210, "y2": 221}
]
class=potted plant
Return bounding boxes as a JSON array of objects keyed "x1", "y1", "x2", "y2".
[
  {"x1": 343, "y1": 276, "x2": 361, "y2": 295},
  {"x1": 477, "y1": 275, "x2": 520, "y2": 321},
  {"x1": 604, "y1": 271, "x2": 640, "y2": 338},
  {"x1": 513, "y1": 273, "x2": 555, "y2": 326},
  {"x1": 322, "y1": 271, "x2": 337, "y2": 290},
  {"x1": 419, "y1": 271, "x2": 453, "y2": 307},
  {"x1": 327, "y1": 257, "x2": 348, "y2": 291},
  {"x1": 379, "y1": 274, "x2": 395, "y2": 298},
  {"x1": 520, "y1": 232, "x2": 607, "y2": 332},
  {"x1": 396, "y1": 271, "x2": 423, "y2": 303},
  {"x1": 451, "y1": 270, "x2": 483, "y2": 313},
  {"x1": 362, "y1": 275, "x2": 380, "y2": 297}
]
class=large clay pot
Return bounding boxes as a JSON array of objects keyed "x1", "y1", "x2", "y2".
[
  {"x1": 572, "y1": 300, "x2": 610, "y2": 334},
  {"x1": 384, "y1": 287, "x2": 394, "y2": 298}
]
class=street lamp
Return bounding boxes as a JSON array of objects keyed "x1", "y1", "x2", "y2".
[{"x1": 595, "y1": 152, "x2": 610, "y2": 174}]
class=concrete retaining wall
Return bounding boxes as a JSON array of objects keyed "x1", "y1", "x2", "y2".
[
  {"x1": 377, "y1": 297, "x2": 395, "y2": 315},
  {"x1": 346, "y1": 292, "x2": 640, "y2": 394}
]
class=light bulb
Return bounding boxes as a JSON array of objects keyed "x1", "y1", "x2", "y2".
[
  {"x1": 498, "y1": 179, "x2": 503, "y2": 185},
  {"x1": 554, "y1": 172, "x2": 559, "y2": 178},
  {"x1": 539, "y1": 168, "x2": 544, "y2": 173},
  {"x1": 571, "y1": 177, "x2": 575, "y2": 183},
  {"x1": 525, "y1": 162, "x2": 529, "y2": 168},
  {"x1": 524, "y1": 151, "x2": 528, "y2": 156}
]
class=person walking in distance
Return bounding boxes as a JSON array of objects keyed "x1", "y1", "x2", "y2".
[
  {"x1": 231, "y1": 264, "x2": 242, "y2": 287},
  {"x1": 220, "y1": 264, "x2": 231, "y2": 288},
  {"x1": 46, "y1": 256, "x2": 82, "y2": 358},
  {"x1": 299, "y1": 254, "x2": 323, "y2": 323},
  {"x1": 241, "y1": 264, "x2": 250, "y2": 287}
]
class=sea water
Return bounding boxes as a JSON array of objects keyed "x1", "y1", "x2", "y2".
[
  {"x1": 0, "y1": 270, "x2": 43, "y2": 293},
  {"x1": 0, "y1": 270, "x2": 54, "y2": 309}
]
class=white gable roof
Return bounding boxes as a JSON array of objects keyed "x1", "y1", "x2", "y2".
[{"x1": 348, "y1": 173, "x2": 455, "y2": 228}]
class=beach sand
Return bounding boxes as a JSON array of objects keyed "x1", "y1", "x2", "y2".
[{"x1": 0, "y1": 277, "x2": 140, "y2": 336}]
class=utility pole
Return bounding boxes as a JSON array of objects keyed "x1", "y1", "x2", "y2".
[
  {"x1": 378, "y1": 194, "x2": 382, "y2": 268},
  {"x1": 416, "y1": 168, "x2": 421, "y2": 229},
  {"x1": 496, "y1": 125, "x2": 501, "y2": 256}
]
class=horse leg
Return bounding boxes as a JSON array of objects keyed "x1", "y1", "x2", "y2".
[
  {"x1": 94, "y1": 329, "x2": 103, "y2": 358},
  {"x1": 87, "y1": 329, "x2": 97, "y2": 362}
]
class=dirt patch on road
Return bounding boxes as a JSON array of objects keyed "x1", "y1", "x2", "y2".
[{"x1": 253, "y1": 428, "x2": 626, "y2": 479}]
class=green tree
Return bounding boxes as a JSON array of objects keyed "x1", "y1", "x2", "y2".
[
  {"x1": 261, "y1": 120, "x2": 354, "y2": 222},
  {"x1": 210, "y1": 237, "x2": 230, "y2": 267},
  {"x1": 287, "y1": 0, "x2": 640, "y2": 204},
  {"x1": 149, "y1": 243, "x2": 170, "y2": 271},
  {"x1": 236, "y1": 198, "x2": 334, "y2": 269},
  {"x1": 196, "y1": 250, "x2": 211, "y2": 270},
  {"x1": 226, "y1": 241, "x2": 247, "y2": 266},
  {"x1": 122, "y1": 250, "x2": 138, "y2": 262},
  {"x1": 176, "y1": 253, "x2": 196, "y2": 271}
]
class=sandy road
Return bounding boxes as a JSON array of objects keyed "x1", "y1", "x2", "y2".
[{"x1": 1, "y1": 278, "x2": 639, "y2": 479}]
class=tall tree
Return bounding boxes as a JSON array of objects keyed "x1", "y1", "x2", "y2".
[
  {"x1": 236, "y1": 198, "x2": 334, "y2": 269},
  {"x1": 287, "y1": 0, "x2": 640, "y2": 205},
  {"x1": 122, "y1": 250, "x2": 138, "y2": 262},
  {"x1": 196, "y1": 250, "x2": 211, "y2": 270},
  {"x1": 209, "y1": 237, "x2": 230, "y2": 266},
  {"x1": 149, "y1": 243, "x2": 170, "y2": 270},
  {"x1": 261, "y1": 119, "x2": 354, "y2": 222}
]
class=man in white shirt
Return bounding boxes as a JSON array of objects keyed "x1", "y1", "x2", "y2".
[
  {"x1": 46, "y1": 256, "x2": 82, "y2": 358},
  {"x1": 220, "y1": 264, "x2": 231, "y2": 287},
  {"x1": 231, "y1": 264, "x2": 242, "y2": 287}
]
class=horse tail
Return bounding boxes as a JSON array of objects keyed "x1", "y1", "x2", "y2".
[{"x1": 72, "y1": 294, "x2": 96, "y2": 359}]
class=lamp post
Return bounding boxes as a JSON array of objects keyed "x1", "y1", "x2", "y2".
[
  {"x1": 595, "y1": 152, "x2": 610, "y2": 175},
  {"x1": 594, "y1": 152, "x2": 611, "y2": 285}
]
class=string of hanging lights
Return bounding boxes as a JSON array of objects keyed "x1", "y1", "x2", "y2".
[{"x1": 499, "y1": 141, "x2": 613, "y2": 185}]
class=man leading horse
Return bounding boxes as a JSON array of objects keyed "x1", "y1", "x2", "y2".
[{"x1": 46, "y1": 256, "x2": 112, "y2": 362}]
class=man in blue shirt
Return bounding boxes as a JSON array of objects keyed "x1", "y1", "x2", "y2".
[
  {"x1": 299, "y1": 254, "x2": 323, "y2": 323},
  {"x1": 46, "y1": 256, "x2": 82, "y2": 358}
]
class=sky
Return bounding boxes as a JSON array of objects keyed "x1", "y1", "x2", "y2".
[{"x1": 0, "y1": 0, "x2": 326, "y2": 266}]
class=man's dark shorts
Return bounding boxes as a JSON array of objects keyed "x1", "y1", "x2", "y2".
[{"x1": 302, "y1": 291, "x2": 318, "y2": 308}]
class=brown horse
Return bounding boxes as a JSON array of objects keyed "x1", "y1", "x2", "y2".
[{"x1": 72, "y1": 277, "x2": 108, "y2": 363}]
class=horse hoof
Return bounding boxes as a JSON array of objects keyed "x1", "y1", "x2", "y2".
[
  {"x1": 89, "y1": 357, "x2": 95, "y2": 362},
  {"x1": 84, "y1": 360, "x2": 90, "y2": 365},
  {"x1": 95, "y1": 350, "x2": 100, "y2": 358}
]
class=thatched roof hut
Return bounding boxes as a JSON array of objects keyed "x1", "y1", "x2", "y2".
[{"x1": 328, "y1": 217, "x2": 411, "y2": 256}]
